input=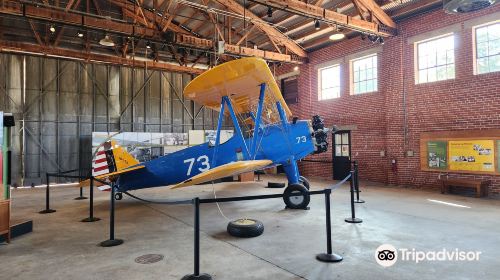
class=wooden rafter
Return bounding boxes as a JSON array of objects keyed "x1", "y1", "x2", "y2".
[
  {"x1": 179, "y1": 9, "x2": 202, "y2": 26},
  {"x1": 201, "y1": 0, "x2": 225, "y2": 41},
  {"x1": 240, "y1": 0, "x2": 333, "y2": 48},
  {"x1": 158, "y1": 1, "x2": 177, "y2": 30},
  {"x1": 251, "y1": 0, "x2": 396, "y2": 36},
  {"x1": 109, "y1": 0, "x2": 188, "y2": 34},
  {"x1": 0, "y1": 41, "x2": 204, "y2": 74},
  {"x1": 53, "y1": 26, "x2": 65, "y2": 47},
  {"x1": 161, "y1": 4, "x2": 181, "y2": 32},
  {"x1": 236, "y1": 24, "x2": 256, "y2": 46},
  {"x1": 134, "y1": 0, "x2": 150, "y2": 27},
  {"x1": 351, "y1": 0, "x2": 396, "y2": 28},
  {"x1": 0, "y1": 2, "x2": 300, "y2": 64},
  {"x1": 213, "y1": 0, "x2": 306, "y2": 57},
  {"x1": 28, "y1": 20, "x2": 44, "y2": 46}
]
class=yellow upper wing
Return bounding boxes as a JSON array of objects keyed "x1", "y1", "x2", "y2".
[
  {"x1": 171, "y1": 160, "x2": 272, "y2": 189},
  {"x1": 183, "y1": 57, "x2": 291, "y2": 123}
]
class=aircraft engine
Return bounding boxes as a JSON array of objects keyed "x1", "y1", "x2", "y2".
[{"x1": 311, "y1": 115, "x2": 329, "y2": 154}]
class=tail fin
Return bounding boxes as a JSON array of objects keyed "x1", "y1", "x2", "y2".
[{"x1": 92, "y1": 140, "x2": 140, "y2": 177}]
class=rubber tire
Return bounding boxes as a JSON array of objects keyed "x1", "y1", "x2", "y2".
[
  {"x1": 283, "y1": 183, "x2": 310, "y2": 209},
  {"x1": 227, "y1": 219, "x2": 264, "y2": 238},
  {"x1": 114, "y1": 192, "x2": 123, "y2": 201},
  {"x1": 299, "y1": 176, "x2": 310, "y2": 190}
]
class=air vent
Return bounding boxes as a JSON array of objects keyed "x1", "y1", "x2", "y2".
[{"x1": 443, "y1": 0, "x2": 498, "y2": 13}]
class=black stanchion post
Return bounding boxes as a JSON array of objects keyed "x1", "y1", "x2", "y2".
[
  {"x1": 39, "y1": 173, "x2": 56, "y2": 214},
  {"x1": 182, "y1": 198, "x2": 212, "y2": 280},
  {"x1": 99, "y1": 183, "x2": 123, "y2": 247},
  {"x1": 82, "y1": 177, "x2": 100, "y2": 222},
  {"x1": 353, "y1": 161, "x2": 365, "y2": 204},
  {"x1": 316, "y1": 189, "x2": 343, "y2": 262},
  {"x1": 74, "y1": 186, "x2": 87, "y2": 200},
  {"x1": 345, "y1": 171, "x2": 362, "y2": 223}
]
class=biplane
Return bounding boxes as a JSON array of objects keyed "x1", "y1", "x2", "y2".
[{"x1": 85, "y1": 57, "x2": 329, "y2": 209}]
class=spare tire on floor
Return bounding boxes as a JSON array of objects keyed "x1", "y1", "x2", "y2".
[{"x1": 227, "y1": 219, "x2": 264, "y2": 238}]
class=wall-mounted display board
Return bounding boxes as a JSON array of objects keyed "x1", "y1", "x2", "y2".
[{"x1": 420, "y1": 129, "x2": 500, "y2": 175}]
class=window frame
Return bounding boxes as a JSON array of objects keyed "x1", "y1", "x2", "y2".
[
  {"x1": 317, "y1": 63, "x2": 341, "y2": 101},
  {"x1": 472, "y1": 20, "x2": 500, "y2": 75},
  {"x1": 414, "y1": 33, "x2": 456, "y2": 84},
  {"x1": 349, "y1": 53, "x2": 378, "y2": 95}
]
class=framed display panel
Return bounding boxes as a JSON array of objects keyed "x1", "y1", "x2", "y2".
[{"x1": 420, "y1": 129, "x2": 500, "y2": 175}]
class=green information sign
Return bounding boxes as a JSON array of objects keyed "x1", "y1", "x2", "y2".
[{"x1": 427, "y1": 141, "x2": 447, "y2": 169}]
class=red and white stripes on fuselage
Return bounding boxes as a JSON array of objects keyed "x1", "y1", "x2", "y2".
[{"x1": 92, "y1": 150, "x2": 110, "y2": 176}]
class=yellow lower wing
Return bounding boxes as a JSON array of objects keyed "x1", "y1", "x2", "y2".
[{"x1": 171, "y1": 160, "x2": 272, "y2": 189}]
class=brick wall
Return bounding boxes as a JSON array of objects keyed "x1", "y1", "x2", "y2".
[{"x1": 275, "y1": 6, "x2": 500, "y2": 196}]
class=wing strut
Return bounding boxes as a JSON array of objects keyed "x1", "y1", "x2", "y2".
[
  {"x1": 276, "y1": 101, "x2": 289, "y2": 131},
  {"x1": 212, "y1": 97, "x2": 226, "y2": 167},
  {"x1": 212, "y1": 96, "x2": 251, "y2": 166},
  {"x1": 223, "y1": 96, "x2": 251, "y2": 159},
  {"x1": 250, "y1": 83, "x2": 266, "y2": 158}
]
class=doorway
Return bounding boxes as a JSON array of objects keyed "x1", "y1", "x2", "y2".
[{"x1": 332, "y1": 131, "x2": 351, "y2": 180}]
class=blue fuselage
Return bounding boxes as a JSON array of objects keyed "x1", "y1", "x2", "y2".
[{"x1": 117, "y1": 120, "x2": 314, "y2": 191}]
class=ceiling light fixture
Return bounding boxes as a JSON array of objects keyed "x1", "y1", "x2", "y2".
[
  {"x1": 267, "y1": 6, "x2": 273, "y2": 17},
  {"x1": 314, "y1": 20, "x2": 320, "y2": 30},
  {"x1": 49, "y1": 24, "x2": 55, "y2": 33},
  {"x1": 77, "y1": 30, "x2": 84, "y2": 38},
  {"x1": 293, "y1": 65, "x2": 299, "y2": 71},
  {"x1": 146, "y1": 40, "x2": 151, "y2": 49},
  {"x1": 99, "y1": 35, "x2": 115, "y2": 47},
  {"x1": 329, "y1": 32, "x2": 345, "y2": 41}
]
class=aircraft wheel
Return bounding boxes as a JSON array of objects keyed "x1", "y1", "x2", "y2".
[
  {"x1": 283, "y1": 183, "x2": 310, "y2": 209},
  {"x1": 299, "y1": 176, "x2": 310, "y2": 190},
  {"x1": 227, "y1": 219, "x2": 264, "y2": 238},
  {"x1": 114, "y1": 192, "x2": 123, "y2": 201}
]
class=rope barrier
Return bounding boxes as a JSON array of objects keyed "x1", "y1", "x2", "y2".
[
  {"x1": 327, "y1": 173, "x2": 352, "y2": 190},
  {"x1": 121, "y1": 173, "x2": 352, "y2": 207},
  {"x1": 123, "y1": 191, "x2": 193, "y2": 205}
]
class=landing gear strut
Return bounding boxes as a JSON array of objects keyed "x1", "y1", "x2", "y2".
[{"x1": 299, "y1": 176, "x2": 310, "y2": 190}]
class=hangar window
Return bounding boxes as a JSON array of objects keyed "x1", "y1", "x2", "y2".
[
  {"x1": 474, "y1": 21, "x2": 500, "y2": 74},
  {"x1": 318, "y1": 64, "x2": 341, "y2": 100},
  {"x1": 351, "y1": 54, "x2": 378, "y2": 94},
  {"x1": 416, "y1": 34, "x2": 455, "y2": 84}
]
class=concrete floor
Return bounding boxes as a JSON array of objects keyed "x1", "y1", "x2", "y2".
[{"x1": 1, "y1": 175, "x2": 499, "y2": 280}]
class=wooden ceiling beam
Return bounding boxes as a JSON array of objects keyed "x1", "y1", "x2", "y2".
[
  {"x1": 28, "y1": 20, "x2": 44, "y2": 46},
  {"x1": 251, "y1": 0, "x2": 396, "y2": 36},
  {"x1": 246, "y1": 0, "x2": 352, "y2": 47},
  {"x1": 109, "y1": 0, "x2": 188, "y2": 34},
  {"x1": 0, "y1": 41, "x2": 205, "y2": 74},
  {"x1": 350, "y1": 0, "x2": 396, "y2": 28},
  {"x1": 236, "y1": 25, "x2": 257, "y2": 46},
  {"x1": 213, "y1": 0, "x2": 306, "y2": 57}
]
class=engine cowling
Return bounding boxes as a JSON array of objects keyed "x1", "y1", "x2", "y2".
[{"x1": 311, "y1": 115, "x2": 329, "y2": 154}]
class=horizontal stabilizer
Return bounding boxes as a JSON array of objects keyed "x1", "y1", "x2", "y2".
[
  {"x1": 79, "y1": 164, "x2": 145, "y2": 188},
  {"x1": 171, "y1": 160, "x2": 272, "y2": 189}
]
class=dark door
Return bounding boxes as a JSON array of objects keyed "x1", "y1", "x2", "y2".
[{"x1": 332, "y1": 131, "x2": 351, "y2": 180}]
